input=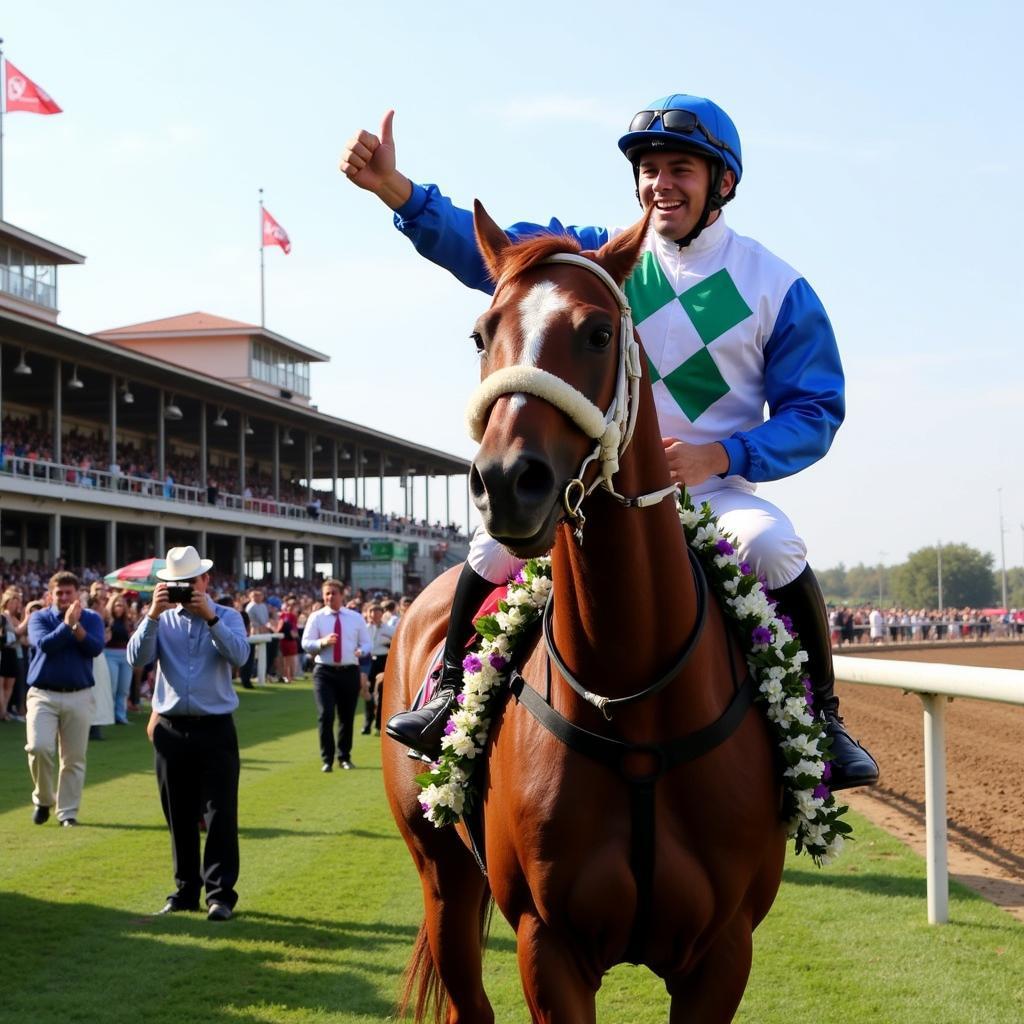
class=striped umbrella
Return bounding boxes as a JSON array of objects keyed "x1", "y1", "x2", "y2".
[{"x1": 103, "y1": 558, "x2": 166, "y2": 593}]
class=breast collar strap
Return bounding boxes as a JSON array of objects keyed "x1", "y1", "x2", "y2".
[{"x1": 464, "y1": 253, "x2": 677, "y2": 529}]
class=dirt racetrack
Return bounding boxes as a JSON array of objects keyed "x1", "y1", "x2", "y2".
[{"x1": 835, "y1": 642, "x2": 1024, "y2": 918}]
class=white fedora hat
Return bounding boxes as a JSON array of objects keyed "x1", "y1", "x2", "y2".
[{"x1": 157, "y1": 545, "x2": 214, "y2": 582}]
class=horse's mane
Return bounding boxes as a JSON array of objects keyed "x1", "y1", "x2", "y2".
[{"x1": 492, "y1": 232, "x2": 583, "y2": 285}]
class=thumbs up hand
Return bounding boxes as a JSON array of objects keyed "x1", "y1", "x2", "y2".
[{"x1": 339, "y1": 109, "x2": 412, "y2": 210}]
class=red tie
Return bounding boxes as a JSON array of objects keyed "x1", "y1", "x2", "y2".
[{"x1": 333, "y1": 612, "x2": 342, "y2": 663}]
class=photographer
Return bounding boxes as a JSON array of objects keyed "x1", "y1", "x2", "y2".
[{"x1": 127, "y1": 546, "x2": 249, "y2": 922}]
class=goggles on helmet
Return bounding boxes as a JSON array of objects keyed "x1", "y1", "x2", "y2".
[{"x1": 626, "y1": 108, "x2": 740, "y2": 166}]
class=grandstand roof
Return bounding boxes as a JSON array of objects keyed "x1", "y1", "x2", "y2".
[
  {"x1": 0, "y1": 219, "x2": 86, "y2": 265},
  {"x1": 96, "y1": 311, "x2": 329, "y2": 362}
]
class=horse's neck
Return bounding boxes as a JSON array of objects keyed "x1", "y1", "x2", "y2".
[{"x1": 550, "y1": 391, "x2": 695, "y2": 693}]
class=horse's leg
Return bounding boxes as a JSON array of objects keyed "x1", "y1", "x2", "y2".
[
  {"x1": 515, "y1": 913, "x2": 598, "y2": 1024},
  {"x1": 665, "y1": 915, "x2": 753, "y2": 1024},
  {"x1": 419, "y1": 854, "x2": 494, "y2": 1024}
]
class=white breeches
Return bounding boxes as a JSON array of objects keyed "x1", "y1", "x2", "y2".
[{"x1": 466, "y1": 485, "x2": 808, "y2": 590}]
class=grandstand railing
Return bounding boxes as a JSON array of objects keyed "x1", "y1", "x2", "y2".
[
  {"x1": 833, "y1": 655, "x2": 1024, "y2": 925},
  {"x1": 0, "y1": 455, "x2": 466, "y2": 543}
]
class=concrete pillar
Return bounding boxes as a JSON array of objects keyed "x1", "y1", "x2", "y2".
[
  {"x1": 107, "y1": 375, "x2": 117, "y2": 470},
  {"x1": 239, "y1": 417, "x2": 246, "y2": 497},
  {"x1": 332, "y1": 439, "x2": 339, "y2": 512},
  {"x1": 273, "y1": 423, "x2": 280, "y2": 502},
  {"x1": 199, "y1": 402, "x2": 208, "y2": 493},
  {"x1": 157, "y1": 389, "x2": 165, "y2": 480},
  {"x1": 379, "y1": 450, "x2": 384, "y2": 516},
  {"x1": 197, "y1": 528, "x2": 207, "y2": 560},
  {"x1": 446, "y1": 475, "x2": 451, "y2": 528},
  {"x1": 303, "y1": 542, "x2": 312, "y2": 580},
  {"x1": 306, "y1": 434, "x2": 313, "y2": 502},
  {"x1": 106, "y1": 520, "x2": 116, "y2": 568},
  {"x1": 53, "y1": 361, "x2": 62, "y2": 464},
  {"x1": 272, "y1": 538, "x2": 281, "y2": 583},
  {"x1": 50, "y1": 512, "x2": 61, "y2": 565},
  {"x1": 236, "y1": 534, "x2": 245, "y2": 588}
]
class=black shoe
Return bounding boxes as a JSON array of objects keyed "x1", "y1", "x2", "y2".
[
  {"x1": 32, "y1": 805, "x2": 50, "y2": 825},
  {"x1": 60, "y1": 818, "x2": 78, "y2": 828},
  {"x1": 824, "y1": 712, "x2": 879, "y2": 791},
  {"x1": 339, "y1": 759, "x2": 354, "y2": 771},
  {"x1": 207, "y1": 902, "x2": 233, "y2": 922},
  {"x1": 89, "y1": 725, "x2": 105, "y2": 741},
  {"x1": 360, "y1": 725, "x2": 371, "y2": 735},
  {"x1": 158, "y1": 898, "x2": 200, "y2": 915},
  {"x1": 385, "y1": 654, "x2": 463, "y2": 758},
  {"x1": 321, "y1": 763, "x2": 332, "y2": 773}
]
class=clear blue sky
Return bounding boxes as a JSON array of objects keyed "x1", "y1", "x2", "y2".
[{"x1": 3, "y1": 1, "x2": 1022, "y2": 570}]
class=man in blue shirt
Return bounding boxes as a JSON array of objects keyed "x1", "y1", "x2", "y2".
[
  {"x1": 128, "y1": 546, "x2": 250, "y2": 921},
  {"x1": 340, "y1": 95, "x2": 878, "y2": 790},
  {"x1": 26, "y1": 571, "x2": 105, "y2": 827}
]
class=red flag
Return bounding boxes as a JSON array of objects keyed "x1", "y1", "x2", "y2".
[
  {"x1": 262, "y1": 208, "x2": 291, "y2": 254},
  {"x1": 5, "y1": 60, "x2": 62, "y2": 115}
]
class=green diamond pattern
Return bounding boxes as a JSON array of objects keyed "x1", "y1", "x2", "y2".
[
  {"x1": 677, "y1": 268, "x2": 752, "y2": 346},
  {"x1": 624, "y1": 251, "x2": 676, "y2": 324},
  {"x1": 662, "y1": 348, "x2": 730, "y2": 422},
  {"x1": 647, "y1": 355, "x2": 661, "y2": 384}
]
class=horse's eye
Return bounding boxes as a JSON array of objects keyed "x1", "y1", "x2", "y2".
[
  {"x1": 470, "y1": 332, "x2": 486, "y2": 354},
  {"x1": 589, "y1": 327, "x2": 613, "y2": 350}
]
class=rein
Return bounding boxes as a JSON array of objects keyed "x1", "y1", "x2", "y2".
[{"x1": 465, "y1": 252, "x2": 677, "y2": 541}]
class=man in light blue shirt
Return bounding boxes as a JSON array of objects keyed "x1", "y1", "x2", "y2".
[{"x1": 128, "y1": 546, "x2": 249, "y2": 922}]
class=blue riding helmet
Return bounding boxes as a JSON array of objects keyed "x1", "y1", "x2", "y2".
[{"x1": 618, "y1": 94, "x2": 743, "y2": 185}]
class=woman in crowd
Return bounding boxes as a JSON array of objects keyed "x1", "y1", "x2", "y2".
[
  {"x1": 278, "y1": 595, "x2": 300, "y2": 683},
  {"x1": 0, "y1": 587, "x2": 25, "y2": 721},
  {"x1": 104, "y1": 593, "x2": 135, "y2": 724}
]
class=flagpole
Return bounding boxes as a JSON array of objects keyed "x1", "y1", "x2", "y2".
[
  {"x1": 258, "y1": 187, "x2": 266, "y2": 328},
  {"x1": 0, "y1": 40, "x2": 6, "y2": 221}
]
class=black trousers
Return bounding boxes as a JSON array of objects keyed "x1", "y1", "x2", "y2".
[
  {"x1": 153, "y1": 714, "x2": 240, "y2": 909},
  {"x1": 371, "y1": 654, "x2": 388, "y2": 731},
  {"x1": 313, "y1": 664, "x2": 360, "y2": 764}
]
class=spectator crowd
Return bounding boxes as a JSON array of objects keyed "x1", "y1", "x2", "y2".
[
  {"x1": 829, "y1": 605, "x2": 1024, "y2": 646},
  {"x1": 0, "y1": 416, "x2": 465, "y2": 541}
]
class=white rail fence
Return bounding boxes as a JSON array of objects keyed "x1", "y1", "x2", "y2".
[{"x1": 833, "y1": 655, "x2": 1024, "y2": 924}]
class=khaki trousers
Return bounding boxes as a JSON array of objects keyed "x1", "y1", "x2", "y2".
[{"x1": 25, "y1": 687, "x2": 94, "y2": 822}]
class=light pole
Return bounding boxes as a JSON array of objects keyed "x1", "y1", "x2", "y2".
[
  {"x1": 878, "y1": 550, "x2": 887, "y2": 607},
  {"x1": 937, "y1": 541, "x2": 943, "y2": 612},
  {"x1": 998, "y1": 488, "x2": 1008, "y2": 609}
]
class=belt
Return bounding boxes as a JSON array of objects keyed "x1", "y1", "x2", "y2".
[
  {"x1": 159, "y1": 712, "x2": 232, "y2": 722},
  {"x1": 35, "y1": 685, "x2": 88, "y2": 693},
  {"x1": 316, "y1": 662, "x2": 357, "y2": 670}
]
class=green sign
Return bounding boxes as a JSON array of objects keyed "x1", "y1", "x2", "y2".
[{"x1": 368, "y1": 541, "x2": 409, "y2": 560}]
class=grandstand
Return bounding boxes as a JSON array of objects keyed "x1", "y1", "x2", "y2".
[{"x1": 0, "y1": 217, "x2": 471, "y2": 592}]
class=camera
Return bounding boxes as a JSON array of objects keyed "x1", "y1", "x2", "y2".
[{"x1": 166, "y1": 583, "x2": 193, "y2": 604}]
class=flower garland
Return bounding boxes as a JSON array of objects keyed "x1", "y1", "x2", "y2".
[{"x1": 417, "y1": 493, "x2": 851, "y2": 866}]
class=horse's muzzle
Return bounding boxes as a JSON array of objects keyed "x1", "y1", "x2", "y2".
[{"x1": 470, "y1": 450, "x2": 559, "y2": 548}]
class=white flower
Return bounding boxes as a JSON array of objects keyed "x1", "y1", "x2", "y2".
[
  {"x1": 679, "y1": 506, "x2": 701, "y2": 528},
  {"x1": 784, "y1": 734, "x2": 821, "y2": 759},
  {"x1": 784, "y1": 757, "x2": 825, "y2": 781},
  {"x1": 759, "y1": 679, "x2": 784, "y2": 703}
]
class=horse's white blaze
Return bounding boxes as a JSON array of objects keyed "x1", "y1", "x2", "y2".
[{"x1": 510, "y1": 282, "x2": 568, "y2": 411}]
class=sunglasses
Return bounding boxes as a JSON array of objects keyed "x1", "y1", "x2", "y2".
[{"x1": 627, "y1": 109, "x2": 739, "y2": 163}]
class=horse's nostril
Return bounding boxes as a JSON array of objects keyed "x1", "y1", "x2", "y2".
[
  {"x1": 515, "y1": 458, "x2": 554, "y2": 502},
  {"x1": 469, "y1": 464, "x2": 487, "y2": 503}
]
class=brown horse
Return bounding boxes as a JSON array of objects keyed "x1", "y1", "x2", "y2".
[{"x1": 381, "y1": 202, "x2": 788, "y2": 1023}]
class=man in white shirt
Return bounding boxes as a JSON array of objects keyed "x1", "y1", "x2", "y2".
[
  {"x1": 362, "y1": 602, "x2": 397, "y2": 735},
  {"x1": 868, "y1": 607, "x2": 885, "y2": 644},
  {"x1": 301, "y1": 579, "x2": 372, "y2": 772}
]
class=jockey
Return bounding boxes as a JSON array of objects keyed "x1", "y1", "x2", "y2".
[{"x1": 341, "y1": 94, "x2": 879, "y2": 791}]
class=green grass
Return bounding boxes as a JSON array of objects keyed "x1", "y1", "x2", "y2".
[{"x1": 0, "y1": 679, "x2": 1021, "y2": 1023}]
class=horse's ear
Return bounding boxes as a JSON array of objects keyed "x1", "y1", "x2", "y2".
[
  {"x1": 587, "y1": 207, "x2": 654, "y2": 286},
  {"x1": 473, "y1": 200, "x2": 512, "y2": 281}
]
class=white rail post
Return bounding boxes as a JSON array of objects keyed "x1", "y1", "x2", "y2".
[{"x1": 920, "y1": 692, "x2": 949, "y2": 924}]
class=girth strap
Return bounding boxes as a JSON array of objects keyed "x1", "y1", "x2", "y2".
[{"x1": 508, "y1": 669, "x2": 756, "y2": 962}]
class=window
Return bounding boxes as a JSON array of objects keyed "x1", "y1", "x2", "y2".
[
  {"x1": 0, "y1": 243, "x2": 57, "y2": 308},
  {"x1": 250, "y1": 340, "x2": 309, "y2": 395}
]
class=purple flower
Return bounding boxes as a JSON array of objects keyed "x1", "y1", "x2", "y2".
[
  {"x1": 444, "y1": 719, "x2": 457, "y2": 736},
  {"x1": 739, "y1": 561, "x2": 752, "y2": 576},
  {"x1": 462, "y1": 653, "x2": 482, "y2": 674},
  {"x1": 513, "y1": 570, "x2": 525, "y2": 584},
  {"x1": 419, "y1": 801, "x2": 431, "y2": 812},
  {"x1": 488, "y1": 652, "x2": 508, "y2": 671},
  {"x1": 751, "y1": 626, "x2": 772, "y2": 645},
  {"x1": 780, "y1": 614, "x2": 795, "y2": 634},
  {"x1": 715, "y1": 538, "x2": 735, "y2": 556},
  {"x1": 822, "y1": 761, "x2": 832, "y2": 783},
  {"x1": 813, "y1": 784, "x2": 830, "y2": 800},
  {"x1": 802, "y1": 676, "x2": 814, "y2": 711},
  {"x1": 456, "y1": 692, "x2": 466, "y2": 705}
]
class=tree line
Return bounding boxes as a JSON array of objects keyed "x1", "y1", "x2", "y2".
[{"x1": 818, "y1": 545, "x2": 1024, "y2": 608}]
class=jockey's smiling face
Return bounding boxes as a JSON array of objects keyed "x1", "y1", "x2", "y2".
[{"x1": 637, "y1": 150, "x2": 733, "y2": 241}]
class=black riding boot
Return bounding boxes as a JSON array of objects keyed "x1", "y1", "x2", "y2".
[
  {"x1": 385, "y1": 562, "x2": 496, "y2": 758},
  {"x1": 772, "y1": 565, "x2": 879, "y2": 791}
]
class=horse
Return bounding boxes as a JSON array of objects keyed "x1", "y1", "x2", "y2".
[{"x1": 381, "y1": 201, "x2": 788, "y2": 1023}]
